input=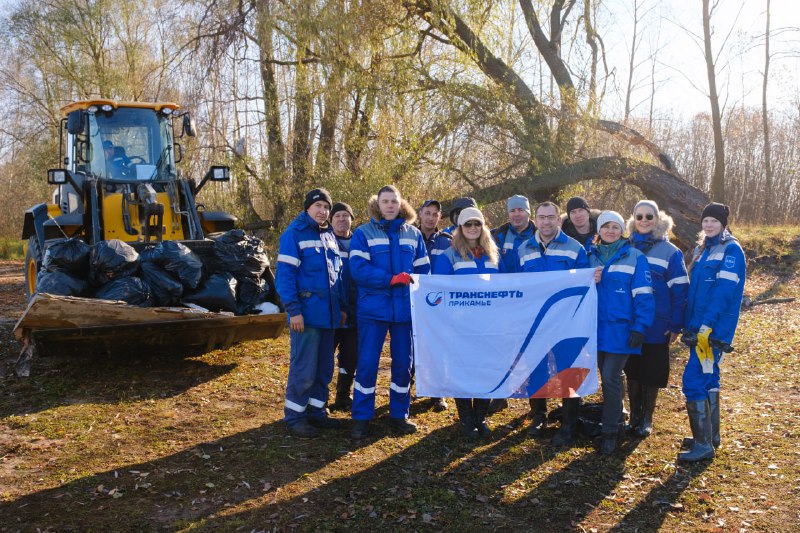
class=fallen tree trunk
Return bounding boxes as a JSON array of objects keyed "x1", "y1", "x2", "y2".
[{"x1": 444, "y1": 156, "x2": 709, "y2": 250}]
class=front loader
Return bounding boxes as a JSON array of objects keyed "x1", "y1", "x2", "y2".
[{"x1": 15, "y1": 100, "x2": 285, "y2": 375}]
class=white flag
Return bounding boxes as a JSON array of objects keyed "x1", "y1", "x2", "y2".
[{"x1": 410, "y1": 269, "x2": 598, "y2": 399}]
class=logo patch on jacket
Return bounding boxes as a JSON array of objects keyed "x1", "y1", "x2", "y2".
[
  {"x1": 644, "y1": 270, "x2": 652, "y2": 283},
  {"x1": 724, "y1": 255, "x2": 735, "y2": 269}
]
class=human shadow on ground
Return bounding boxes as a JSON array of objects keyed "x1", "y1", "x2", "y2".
[{"x1": 0, "y1": 349, "x2": 236, "y2": 418}]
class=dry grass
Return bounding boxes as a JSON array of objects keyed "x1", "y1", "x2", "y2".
[{"x1": 1, "y1": 227, "x2": 799, "y2": 532}]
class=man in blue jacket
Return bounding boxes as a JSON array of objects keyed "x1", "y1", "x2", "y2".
[
  {"x1": 492, "y1": 195, "x2": 536, "y2": 273},
  {"x1": 276, "y1": 188, "x2": 346, "y2": 438},
  {"x1": 349, "y1": 185, "x2": 431, "y2": 439},
  {"x1": 518, "y1": 201, "x2": 590, "y2": 445}
]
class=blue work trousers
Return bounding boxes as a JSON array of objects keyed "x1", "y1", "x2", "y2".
[
  {"x1": 284, "y1": 326, "x2": 336, "y2": 426},
  {"x1": 352, "y1": 319, "x2": 413, "y2": 420},
  {"x1": 682, "y1": 346, "x2": 722, "y2": 401}
]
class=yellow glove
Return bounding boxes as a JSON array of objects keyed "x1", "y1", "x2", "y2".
[{"x1": 696, "y1": 325, "x2": 713, "y2": 374}]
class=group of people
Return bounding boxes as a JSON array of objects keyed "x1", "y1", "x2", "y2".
[{"x1": 275, "y1": 185, "x2": 745, "y2": 461}]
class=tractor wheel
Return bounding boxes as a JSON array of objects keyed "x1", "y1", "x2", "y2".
[{"x1": 24, "y1": 236, "x2": 41, "y2": 301}]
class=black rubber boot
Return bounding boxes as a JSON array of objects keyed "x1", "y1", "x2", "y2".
[
  {"x1": 389, "y1": 417, "x2": 417, "y2": 434},
  {"x1": 527, "y1": 398, "x2": 547, "y2": 437},
  {"x1": 678, "y1": 400, "x2": 715, "y2": 462},
  {"x1": 708, "y1": 390, "x2": 721, "y2": 448},
  {"x1": 635, "y1": 386, "x2": 659, "y2": 437},
  {"x1": 488, "y1": 398, "x2": 508, "y2": 414},
  {"x1": 473, "y1": 399, "x2": 492, "y2": 438},
  {"x1": 455, "y1": 399, "x2": 477, "y2": 438},
  {"x1": 552, "y1": 397, "x2": 579, "y2": 447},
  {"x1": 331, "y1": 373, "x2": 354, "y2": 412},
  {"x1": 308, "y1": 410, "x2": 342, "y2": 429},
  {"x1": 625, "y1": 378, "x2": 643, "y2": 435},
  {"x1": 351, "y1": 420, "x2": 370, "y2": 440}
]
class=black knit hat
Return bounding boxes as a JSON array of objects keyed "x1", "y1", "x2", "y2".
[
  {"x1": 304, "y1": 188, "x2": 332, "y2": 210},
  {"x1": 701, "y1": 202, "x2": 729, "y2": 227},
  {"x1": 566, "y1": 196, "x2": 590, "y2": 213},
  {"x1": 331, "y1": 202, "x2": 354, "y2": 219},
  {"x1": 449, "y1": 197, "x2": 477, "y2": 224}
]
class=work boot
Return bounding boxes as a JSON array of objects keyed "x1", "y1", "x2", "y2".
[
  {"x1": 527, "y1": 398, "x2": 547, "y2": 437},
  {"x1": 454, "y1": 399, "x2": 477, "y2": 438},
  {"x1": 600, "y1": 432, "x2": 617, "y2": 455},
  {"x1": 331, "y1": 373, "x2": 353, "y2": 412},
  {"x1": 389, "y1": 417, "x2": 417, "y2": 435},
  {"x1": 552, "y1": 397, "x2": 579, "y2": 447},
  {"x1": 488, "y1": 398, "x2": 508, "y2": 414},
  {"x1": 351, "y1": 420, "x2": 370, "y2": 440},
  {"x1": 473, "y1": 399, "x2": 492, "y2": 438},
  {"x1": 625, "y1": 378, "x2": 643, "y2": 435},
  {"x1": 635, "y1": 386, "x2": 659, "y2": 438},
  {"x1": 287, "y1": 419, "x2": 319, "y2": 439},
  {"x1": 677, "y1": 400, "x2": 715, "y2": 462}
]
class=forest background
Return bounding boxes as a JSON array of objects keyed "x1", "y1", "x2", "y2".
[{"x1": 0, "y1": 0, "x2": 797, "y2": 241}]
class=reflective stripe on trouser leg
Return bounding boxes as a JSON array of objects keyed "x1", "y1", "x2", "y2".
[
  {"x1": 307, "y1": 328, "x2": 336, "y2": 417},
  {"x1": 682, "y1": 346, "x2": 721, "y2": 402},
  {"x1": 334, "y1": 326, "x2": 360, "y2": 377},
  {"x1": 352, "y1": 319, "x2": 390, "y2": 420},
  {"x1": 388, "y1": 321, "x2": 413, "y2": 419},
  {"x1": 285, "y1": 327, "x2": 322, "y2": 424}
]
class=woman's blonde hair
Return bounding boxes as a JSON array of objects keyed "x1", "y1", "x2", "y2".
[{"x1": 452, "y1": 224, "x2": 499, "y2": 265}]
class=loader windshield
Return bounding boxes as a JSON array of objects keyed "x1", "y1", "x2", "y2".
[{"x1": 87, "y1": 107, "x2": 175, "y2": 182}]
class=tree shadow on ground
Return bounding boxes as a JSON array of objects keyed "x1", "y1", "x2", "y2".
[{"x1": 0, "y1": 350, "x2": 236, "y2": 418}]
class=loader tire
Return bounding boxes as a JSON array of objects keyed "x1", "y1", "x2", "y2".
[{"x1": 25, "y1": 236, "x2": 41, "y2": 301}]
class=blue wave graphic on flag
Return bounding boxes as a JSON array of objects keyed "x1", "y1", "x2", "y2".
[{"x1": 488, "y1": 285, "x2": 590, "y2": 393}]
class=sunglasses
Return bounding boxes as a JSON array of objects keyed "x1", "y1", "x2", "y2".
[
  {"x1": 636, "y1": 213, "x2": 655, "y2": 221},
  {"x1": 463, "y1": 221, "x2": 482, "y2": 228}
]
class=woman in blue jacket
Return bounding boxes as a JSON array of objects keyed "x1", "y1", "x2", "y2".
[
  {"x1": 589, "y1": 211, "x2": 655, "y2": 454},
  {"x1": 679, "y1": 202, "x2": 746, "y2": 462},
  {"x1": 348, "y1": 185, "x2": 431, "y2": 440},
  {"x1": 275, "y1": 188, "x2": 346, "y2": 438},
  {"x1": 433, "y1": 207, "x2": 502, "y2": 437},
  {"x1": 624, "y1": 200, "x2": 688, "y2": 438}
]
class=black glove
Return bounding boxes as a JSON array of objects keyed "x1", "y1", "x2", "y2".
[
  {"x1": 709, "y1": 339, "x2": 734, "y2": 353},
  {"x1": 627, "y1": 330, "x2": 645, "y2": 349},
  {"x1": 681, "y1": 329, "x2": 698, "y2": 347}
]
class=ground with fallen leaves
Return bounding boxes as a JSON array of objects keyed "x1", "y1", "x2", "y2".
[{"x1": 1, "y1": 226, "x2": 799, "y2": 532}]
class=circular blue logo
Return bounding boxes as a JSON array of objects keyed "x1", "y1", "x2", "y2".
[{"x1": 425, "y1": 291, "x2": 444, "y2": 306}]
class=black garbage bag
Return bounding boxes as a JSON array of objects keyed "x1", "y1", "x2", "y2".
[
  {"x1": 94, "y1": 276, "x2": 152, "y2": 306},
  {"x1": 42, "y1": 238, "x2": 91, "y2": 276},
  {"x1": 35, "y1": 270, "x2": 87, "y2": 297},
  {"x1": 90, "y1": 240, "x2": 139, "y2": 286},
  {"x1": 210, "y1": 230, "x2": 269, "y2": 279},
  {"x1": 139, "y1": 241, "x2": 203, "y2": 289},
  {"x1": 140, "y1": 262, "x2": 183, "y2": 307},
  {"x1": 235, "y1": 276, "x2": 273, "y2": 315},
  {"x1": 182, "y1": 272, "x2": 237, "y2": 313}
]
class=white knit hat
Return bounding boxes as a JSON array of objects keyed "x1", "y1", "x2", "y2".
[
  {"x1": 633, "y1": 200, "x2": 659, "y2": 216},
  {"x1": 597, "y1": 210, "x2": 625, "y2": 230},
  {"x1": 457, "y1": 207, "x2": 485, "y2": 226}
]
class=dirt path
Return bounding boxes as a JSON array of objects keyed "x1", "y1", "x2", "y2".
[{"x1": 0, "y1": 260, "x2": 25, "y2": 321}]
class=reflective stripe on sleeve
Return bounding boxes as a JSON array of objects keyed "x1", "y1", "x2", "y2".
[
  {"x1": 647, "y1": 257, "x2": 669, "y2": 269},
  {"x1": 631, "y1": 286, "x2": 654, "y2": 296},
  {"x1": 367, "y1": 238, "x2": 390, "y2": 247},
  {"x1": 547, "y1": 248, "x2": 578, "y2": 260},
  {"x1": 431, "y1": 248, "x2": 446, "y2": 255},
  {"x1": 667, "y1": 275, "x2": 689, "y2": 287},
  {"x1": 399, "y1": 238, "x2": 417, "y2": 247},
  {"x1": 717, "y1": 271, "x2": 740, "y2": 283},
  {"x1": 338, "y1": 250, "x2": 349, "y2": 258},
  {"x1": 349, "y1": 249, "x2": 371, "y2": 261},
  {"x1": 298, "y1": 239, "x2": 323, "y2": 249},
  {"x1": 277, "y1": 254, "x2": 301, "y2": 266},
  {"x1": 413, "y1": 256, "x2": 430, "y2": 267}
]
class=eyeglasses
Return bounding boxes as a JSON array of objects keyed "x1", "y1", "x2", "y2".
[
  {"x1": 636, "y1": 213, "x2": 655, "y2": 221},
  {"x1": 463, "y1": 221, "x2": 482, "y2": 228},
  {"x1": 536, "y1": 215, "x2": 559, "y2": 221}
]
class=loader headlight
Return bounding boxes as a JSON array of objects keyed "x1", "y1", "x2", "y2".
[
  {"x1": 160, "y1": 107, "x2": 173, "y2": 116},
  {"x1": 101, "y1": 104, "x2": 113, "y2": 112}
]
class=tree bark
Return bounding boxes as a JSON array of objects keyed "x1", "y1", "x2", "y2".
[
  {"x1": 703, "y1": 0, "x2": 726, "y2": 203},
  {"x1": 761, "y1": 0, "x2": 772, "y2": 221},
  {"x1": 444, "y1": 156, "x2": 708, "y2": 249}
]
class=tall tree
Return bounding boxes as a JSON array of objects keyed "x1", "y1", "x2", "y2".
[
  {"x1": 761, "y1": 0, "x2": 772, "y2": 220},
  {"x1": 702, "y1": 0, "x2": 726, "y2": 203}
]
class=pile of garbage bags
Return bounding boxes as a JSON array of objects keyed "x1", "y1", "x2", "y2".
[{"x1": 35, "y1": 230, "x2": 275, "y2": 315}]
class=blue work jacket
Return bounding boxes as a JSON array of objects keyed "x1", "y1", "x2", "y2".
[
  {"x1": 517, "y1": 229, "x2": 590, "y2": 272},
  {"x1": 432, "y1": 247, "x2": 503, "y2": 275},
  {"x1": 492, "y1": 221, "x2": 536, "y2": 273}
]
